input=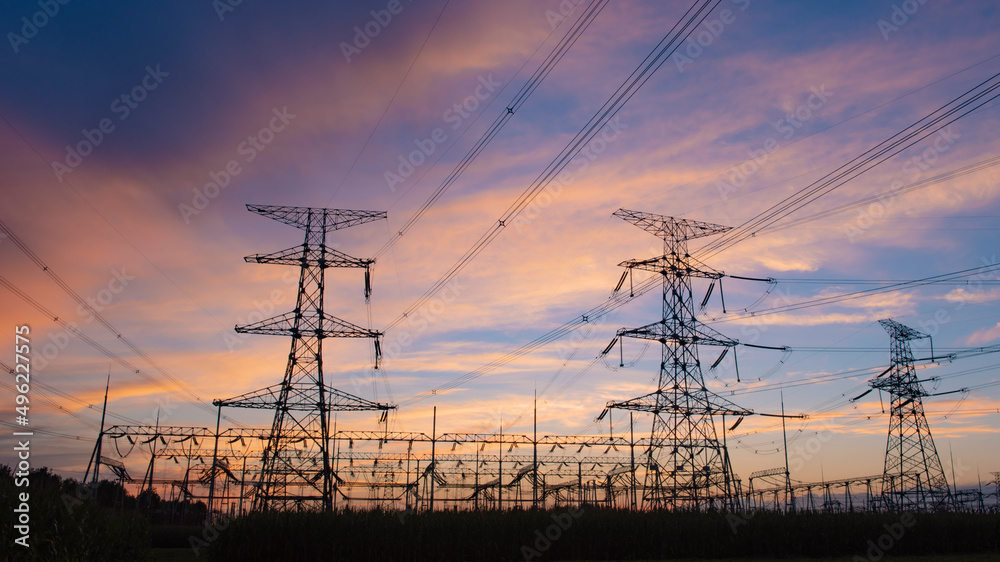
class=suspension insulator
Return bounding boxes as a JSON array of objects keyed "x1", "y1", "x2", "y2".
[
  {"x1": 364, "y1": 267, "x2": 372, "y2": 301},
  {"x1": 851, "y1": 388, "x2": 873, "y2": 402},
  {"x1": 710, "y1": 347, "x2": 729, "y2": 370},
  {"x1": 601, "y1": 337, "x2": 619, "y2": 356},
  {"x1": 613, "y1": 270, "x2": 629, "y2": 293},
  {"x1": 700, "y1": 281, "x2": 716, "y2": 309}
]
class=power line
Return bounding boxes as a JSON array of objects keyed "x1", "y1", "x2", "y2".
[
  {"x1": 709, "y1": 263, "x2": 1000, "y2": 323},
  {"x1": 0, "y1": 273, "x2": 242, "y2": 425},
  {"x1": 0, "y1": 113, "x2": 235, "y2": 343},
  {"x1": 645, "y1": 54, "x2": 1000, "y2": 214},
  {"x1": 399, "y1": 259, "x2": 1000, "y2": 407},
  {"x1": 400, "y1": 69, "x2": 1000, "y2": 404},
  {"x1": 374, "y1": 0, "x2": 610, "y2": 259},
  {"x1": 326, "y1": 0, "x2": 453, "y2": 205},
  {"x1": 0, "y1": 359, "x2": 144, "y2": 427},
  {"x1": 763, "y1": 154, "x2": 1000, "y2": 234},
  {"x1": 384, "y1": 0, "x2": 722, "y2": 332},
  {"x1": 0, "y1": 219, "x2": 250, "y2": 425},
  {"x1": 697, "y1": 69, "x2": 1000, "y2": 259},
  {"x1": 0, "y1": 419, "x2": 88, "y2": 441}
]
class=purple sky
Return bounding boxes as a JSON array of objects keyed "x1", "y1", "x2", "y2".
[{"x1": 1, "y1": 0, "x2": 999, "y2": 489}]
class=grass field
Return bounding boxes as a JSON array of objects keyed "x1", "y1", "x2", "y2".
[{"x1": 151, "y1": 552, "x2": 1000, "y2": 562}]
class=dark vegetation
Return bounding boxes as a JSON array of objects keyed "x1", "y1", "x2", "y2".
[
  {"x1": 0, "y1": 464, "x2": 205, "y2": 561},
  {"x1": 206, "y1": 507, "x2": 1000, "y2": 561},
  {"x1": 3, "y1": 467, "x2": 998, "y2": 561}
]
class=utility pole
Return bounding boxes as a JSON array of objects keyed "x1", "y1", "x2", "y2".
[
  {"x1": 84, "y1": 370, "x2": 111, "y2": 487},
  {"x1": 533, "y1": 392, "x2": 538, "y2": 510},
  {"x1": 781, "y1": 391, "x2": 794, "y2": 513},
  {"x1": 430, "y1": 406, "x2": 436, "y2": 512}
]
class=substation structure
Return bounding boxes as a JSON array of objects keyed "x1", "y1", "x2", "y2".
[
  {"x1": 100, "y1": 425, "x2": 696, "y2": 515},
  {"x1": 97, "y1": 423, "x2": 1000, "y2": 516},
  {"x1": 92, "y1": 207, "x2": 998, "y2": 515}
]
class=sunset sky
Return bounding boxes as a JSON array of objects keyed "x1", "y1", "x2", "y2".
[{"x1": 1, "y1": 0, "x2": 999, "y2": 491}]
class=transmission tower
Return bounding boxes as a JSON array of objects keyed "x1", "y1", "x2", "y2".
[
  {"x1": 869, "y1": 318, "x2": 951, "y2": 511},
  {"x1": 217, "y1": 204, "x2": 395, "y2": 512},
  {"x1": 598, "y1": 209, "x2": 751, "y2": 510}
]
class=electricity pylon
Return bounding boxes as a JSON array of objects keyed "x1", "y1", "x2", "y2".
[
  {"x1": 598, "y1": 209, "x2": 751, "y2": 510},
  {"x1": 217, "y1": 205, "x2": 395, "y2": 512},
  {"x1": 870, "y1": 318, "x2": 951, "y2": 511}
]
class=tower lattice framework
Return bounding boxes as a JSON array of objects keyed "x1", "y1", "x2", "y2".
[
  {"x1": 870, "y1": 318, "x2": 951, "y2": 511},
  {"x1": 600, "y1": 209, "x2": 751, "y2": 510},
  {"x1": 217, "y1": 204, "x2": 394, "y2": 512}
]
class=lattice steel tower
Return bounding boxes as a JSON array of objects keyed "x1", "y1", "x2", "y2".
[
  {"x1": 599, "y1": 209, "x2": 751, "y2": 510},
  {"x1": 870, "y1": 318, "x2": 951, "y2": 511},
  {"x1": 217, "y1": 205, "x2": 394, "y2": 512}
]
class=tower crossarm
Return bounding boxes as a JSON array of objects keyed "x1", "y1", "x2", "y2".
[
  {"x1": 878, "y1": 318, "x2": 929, "y2": 343},
  {"x1": 247, "y1": 204, "x2": 386, "y2": 232},
  {"x1": 869, "y1": 374, "x2": 929, "y2": 397},
  {"x1": 99, "y1": 456, "x2": 132, "y2": 481},
  {"x1": 619, "y1": 255, "x2": 724, "y2": 279},
  {"x1": 749, "y1": 467, "x2": 787, "y2": 480},
  {"x1": 326, "y1": 387, "x2": 395, "y2": 411},
  {"x1": 245, "y1": 245, "x2": 374, "y2": 269},
  {"x1": 613, "y1": 208, "x2": 732, "y2": 242},
  {"x1": 617, "y1": 320, "x2": 738, "y2": 348},
  {"x1": 869, "y1": 318, "x2": 931, "y2": 398},
  {"x1": 216, "y1": 383, "x2": 395, "y2": 411},
  {"x1": 604, "y1": 390, "x2": 753, "y2": 417},
  {"x1": 235, "y1": 311, "x2": 382, "y2": 339}
]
